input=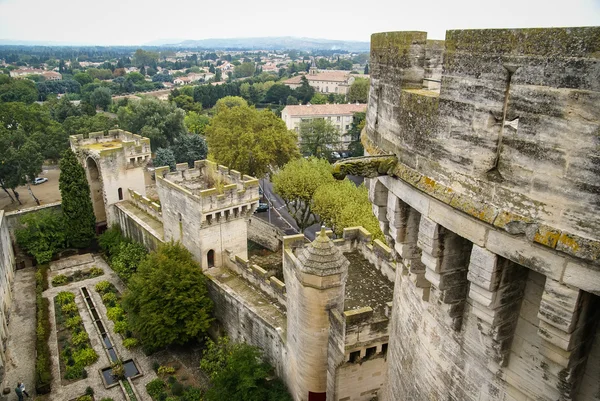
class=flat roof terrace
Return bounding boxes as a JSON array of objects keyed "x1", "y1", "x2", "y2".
[{"x1": 343, "y1": 250, "x2": 394, "y2": 319}]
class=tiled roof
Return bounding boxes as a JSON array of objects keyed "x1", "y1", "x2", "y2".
[{"x1": 282, "y1": 103, "x2": 367, "y2": 117}]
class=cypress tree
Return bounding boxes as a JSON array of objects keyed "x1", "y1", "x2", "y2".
[{"x1": 59, "y1": 149, "x2": 96, "y2": 248}]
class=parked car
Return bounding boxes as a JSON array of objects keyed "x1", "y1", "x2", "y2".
[
  {"x1": 255, "y1": 202, "x2": 269, "y2": 213},
  {"x1": 33, "y1": 177, "x2": 48, "y2": 185}
]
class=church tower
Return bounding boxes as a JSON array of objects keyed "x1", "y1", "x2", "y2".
[
  {"x1": 309, "y1": 57, "x2": 318, "y2": 76},
  {"x1": 283, "y1": 228, "x2": 349, "y2": 401}
]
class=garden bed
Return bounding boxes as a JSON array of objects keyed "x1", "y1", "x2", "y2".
[
  {"x1": 35, "y1": 265, "x2": 52, "y2": 395},
  {"x1": 52, "y1": 266, "x2": 104, "y2": 287},
  {"x1": 145, "y1": 363, "x2": 204, "y2": 401},
  {"x1": 54, "y1": 291, "x2": 99, "y2": 382},
  {"x1": 95, "y1": 281, "x2": 138, "y2": 349}
]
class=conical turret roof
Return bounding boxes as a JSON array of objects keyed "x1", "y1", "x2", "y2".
[{"x1": 296, "y1": 227, "x2": 349, "y2": 276}]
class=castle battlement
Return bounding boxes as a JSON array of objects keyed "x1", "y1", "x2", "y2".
[{"x1": 70, "y1": 129, "x2": 151, "y2": 164}]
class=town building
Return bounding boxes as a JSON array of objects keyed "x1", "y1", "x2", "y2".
[
  {"x1": 9, "y1": 68, "x2": 62, "y2": 80},
  {"x1": 281, "y1": 103, "x2": 366, "y2": 148},
  {"x1": 284, "y1": 60, "x2": 355, "y2": 95}
]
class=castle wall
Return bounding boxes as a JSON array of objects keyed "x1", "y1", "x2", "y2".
[
  {"x1": 113, "y1": 204, "x2": 162, "y2": 251},
  {"x1": 0, "y1": 211, "x2": 16, "y2": 382},
  {"x1": 362, "y1": 27, "x2": 600, "y2": 401},
  {"x1": 206, "y1": 278, "x2": 288, "y2": 379},
  {"x1": 247, "y1": 216, "x2": 282, "y2": 251}
]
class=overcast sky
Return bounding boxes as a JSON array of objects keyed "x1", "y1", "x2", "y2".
[{"x1": 0, "y1": 0, "x2": 599, "y2": 45}]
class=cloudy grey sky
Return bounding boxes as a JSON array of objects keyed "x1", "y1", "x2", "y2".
[{"x1": 0, "y1": 0, "x2": 599, "y2": 45}]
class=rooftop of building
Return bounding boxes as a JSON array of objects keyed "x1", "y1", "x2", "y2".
[
  {"x1": 343, "y1": 250, "x2": 394, "y2": 319},
  {"x1": 284, "y1": 70, "x2": 351, "y2": 84},
  {"x1": 70, "y1": 130, "x2": 151, "y2": 158},
  {"x1": 283, "y1": 103, "x2": 366, "y2": 116}
]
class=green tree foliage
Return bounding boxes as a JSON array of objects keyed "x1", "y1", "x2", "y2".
[
  {"x1": 172, "y1": 134, "x2": 208, "y2": 167},
  {"x1": 364, "y1": 63, "x2": 369, "y2": 74},
  {"x1": 264, "y1": 84, "x2": 292, "y2": 105},
  {"x1": 347, "y1": 78, "x2": 369, "y2": 103},
  {"x1": 154, "y1": 148, "x2": 176, "y2": 171},
  {"x1": 111, "y1": 242, "x2": 148, "y2": 282},
  {"x1": 37, "y1": 80, "x2": 81, "y2": 101},
  {"x1": 122, "y1": 242, "x2": 213, "y2": 352},
  {"x1": 15, "y1": 210, "x2": 65, "y2": 264},
  {"x1": 234, "y1": 62, "x2": 255, "y2": 78},
  {"x1": 272, "y1": 157, "x2": 334, "y2": 231},
  {"x1": 62, "y1": 114, "x2": 117, "y2": 136},
  {"x1": 0, "y1": 77, "x2": 38, "y2": 103},
  {"x1": 214, "y1": 96, "x2": 248, "y2": 113},
  {"x1": 89, "y1": 87, "x2": 112, "y2": 111},
  {"x1": 46, "y1": 97, "x2": 82, "y2": 123},
  {"x1": 313, "y1": 180, "x2": 383, "y2": 241},
  {"x1": 133, "y1": 49, "x2": 159, "y2": 67},
  {"x1": 346, "y1": 111, "x2": 366, "y2": 156},
  {"x1": 0, "y1": 102, "x2": 68, "y2": 160},
  {"x1": 59, "y1": 149, "x2": 96, "y2": 248},
  {"x1": 298, "y1": 118, "x2": 340, "y2": 159},
  {"x1": 206, "y1": 99, "x2": 299, "y2": 177},
  {"x1": 117, "y1": 97, "x2": 186, "y2": 150},
  {"x1": 295, "y1": 75, "x2": 315, "y2": 104},
  {"x1": 73, "y1": 72, "x2": 93, "y2": 86},
  {"x1": 184, "y1": 111, "x2": 210, "y2": 135},
  {"x1": 201, "y1": 337, "x2": 292, "y2": 401},
  {"x1": 171, "y1": 94, "x2": 201, "y2": 113},
  {"x1": 310, "y1": 93, "x2": 328, "y2": 104}
]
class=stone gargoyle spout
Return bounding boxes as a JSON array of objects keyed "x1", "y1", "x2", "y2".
[{"x1": 332, "y1": 155, "x2": 397, "y2": 179}]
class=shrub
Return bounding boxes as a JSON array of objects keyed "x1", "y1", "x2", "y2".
[
  {"x1": 113, "y1": 320, "x2": 129, "y2": 334},
  {"x1": 89, "y1": 267, "x2": 104, "y2": 277},
  {"x1": 85, "y1": 386, "x2": 94, "y2": 396},
  {"x1": 99, "y1": 226, "x2": 128, "y2": 257},
  {"x1": 158, "y1": 365, "x2": 176, "y2": 376},
  {"x1": 182, "y1": 387, "x2": 203, "y2": 401},
  {"x1": 123, "y1": 338, "x2": 139, "y2": 349},
  {"x1": 65, "y1": 316, "x2": 83, "y2": 330},
  {"x1": 171, "y1": 381, "x2": 184, "y2": 396},
  {"x1": 52, "y1": 274, "x2": 69, "y2": 286},
  {"x1": 61, "y1": 302, "x2": 78, "y2": 315},
  {"x1": 73, "y1": 347, "x2": 98, "y2": 366},
  {"x1": 111, "y1": 360, "x2": 125, "y2": 380},
  {"x1": 102, "y1": 292, "x2": 118, "y2": 306},
  {"x1": 146, "y1": 378, "x2": 166, "y2": 398},
  {"x1": 95, "y1": 280, "x2": 113, "y2": 294},
  {"x1": 56, "y1": 291, "x2": 75, "y2": 305},
  {"x1": 107, "y1": 307, "x2": 125, "y2": 322},
  {"x1": 72, "y1": 331, "x2": 89, "y2": 347},
  {"x1": 77, "y1": 395, "x2": 93, "y2": 401},
  {"x1": 100, "y1": 398, "x2": 115, "y2": 401},
  {"x1": 65, "y1": 364, "x2": 85, "y2": 380}
]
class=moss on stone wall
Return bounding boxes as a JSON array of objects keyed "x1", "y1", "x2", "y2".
[{"x1": 445, "y1": 27, "x2": 600, "y2": 58}]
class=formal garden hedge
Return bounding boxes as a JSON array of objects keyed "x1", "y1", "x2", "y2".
[
  {"x1": 35, "y1": 266, "x2": 52, "y2": 394},
  {"x1": 54, "y1": 291, "x2": 98, "y2": 381}
]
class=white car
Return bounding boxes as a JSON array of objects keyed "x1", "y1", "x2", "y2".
[{"x1": 33, "y1": 177, "x2": 48, "y2": 185}]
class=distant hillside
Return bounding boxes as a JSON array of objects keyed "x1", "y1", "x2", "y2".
[{"x1": 158, "y1": 36, "x2": 370, "y2": 52}]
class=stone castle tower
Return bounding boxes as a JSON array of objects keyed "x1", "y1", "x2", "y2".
[
  {"x1": 284, "y1": 228, "x2": 349, "y2": 401},
  {"x1": 70, "y1": 130, "x2": 151, "y2": 231},
  {"x1": 332, "y1": 27, "x2": 600, "y2": 401}
]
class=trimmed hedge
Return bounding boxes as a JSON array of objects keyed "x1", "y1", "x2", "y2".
[{"x1": 35, "y1": 266, "x2": 52, "y2": 394}]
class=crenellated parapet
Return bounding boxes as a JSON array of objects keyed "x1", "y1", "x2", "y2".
[{"x1": 127, "y1": 189, "x2": 162, "y2": 222}]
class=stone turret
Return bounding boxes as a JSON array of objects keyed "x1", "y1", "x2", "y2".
[{"x1": 284, "y1": 228, "x2": 349, "y2": 401}]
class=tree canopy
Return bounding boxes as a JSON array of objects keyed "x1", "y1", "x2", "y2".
[
  {"x1": 121, "y1": 242, "x2": 213, "y2": 352},
  {"x1": 201, "y1": 337, "x2": 292, "y2": 401},
  {"x1": 313, "y1": 180, "x2": 384, "y2": 241},
  {"x1": 117, "y1": 97, "x2": 186, "y2": 150},
  {"x1": 298, "y1": 118, "x2": 340, "y2": 159},
  {"x1": 15, "y1": 209, "x2": 66, "y2": 264},
  {"x1": 58, "y1": 149, "x2": 96, "y2": 248},
  {"x1": 184, "y1": 111, "x2": 210, "y2": 135},
  {"x1": 348, "y1": 78, "x2": 369, "y2": 103},
  {"x1": 0, "y1": 77, "x2": 38, "y2": 103},
  {"x1": 272, "y1": 157, "x2": 334, "y2": 231},
  {"x1": 205, "y1": 97, "x2": 299, "y2": 178}
]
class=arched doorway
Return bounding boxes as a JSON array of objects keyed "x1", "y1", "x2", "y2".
[
  {"x1": 86, "y1": 157, "x2": 106, "y2": 225},
  {"x1": 207, "y1": 249, "x2": 215, "y2": 268}
]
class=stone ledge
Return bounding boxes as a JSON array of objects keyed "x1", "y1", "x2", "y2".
[{"x1": 352, "y1": 135, "x2": 600, "y2": 265}]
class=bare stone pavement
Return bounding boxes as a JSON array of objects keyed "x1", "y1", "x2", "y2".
[{"x1": 2, "y1": 267, "x2": 36, "y2": 401}]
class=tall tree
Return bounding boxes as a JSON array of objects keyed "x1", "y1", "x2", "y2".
[
  {"x1": 295, "y1": 75, "x2": 315, "y2": 104},
  {"x1": 122, "y1": 242, "x2": 213, "y2": 352},
  {"x1": 184, "y1": 111, "x2": 210, "y2": 135},
  {"x1": 272, "y1": 157, "x2": 334, "y2": 231},
  {"x1": 172, "y1": 134, "x2": 208, "y2": 167},
  {"x1": 15, "y1": 209, "x2": 66, "y2": 264},
  {"x1": 206, "y1": 98, "x2": 299, "y2": 178},
  {"x1": 117, "y1": 97, "x2": 186, "y2": 150},
  {"x1": 59, "y1": 149, "x2": 96, "y2": 248},
  {"x1": 298, "y1": 118, "x2": 340, "y2": 159},
  {"x1": 347, "y1": 78, "x2": 369, "y2": 103}
]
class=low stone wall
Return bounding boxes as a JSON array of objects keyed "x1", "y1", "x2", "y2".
[
  {"x1": 247, "y1": 217, "x2": 282, "y2": 251},
  {"x1": 113, "y1": 204, "x2": 161, "y2": 251},
  {"x1": 128, "y1": 189, "x2": 162, "y2": 222},
  {"x1": 206, "y1": 278, "x2": 287, "y2": 378},
  {"x1": 224, "y1": 252, "x2": 286, "y2": 307}
]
